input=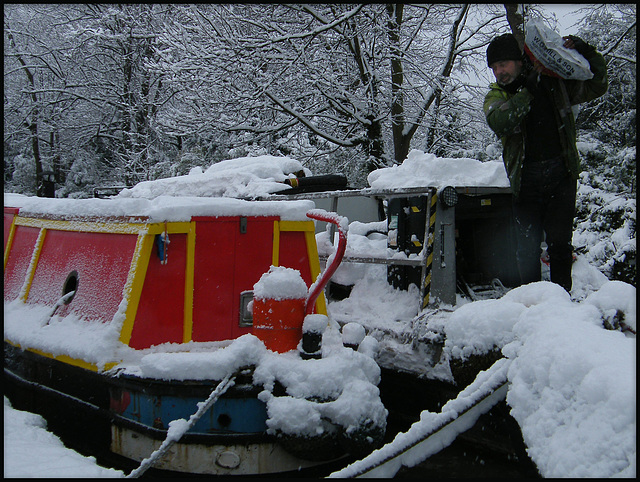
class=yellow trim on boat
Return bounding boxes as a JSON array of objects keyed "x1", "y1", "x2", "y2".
[
  {"x1": 272, "y1": 220, "x2": 280, "y2": 266},
  {"x1": 13, "y1": 216, "x2": 148, "y2": 235},
  {"x1": 277, "y1": 220, "x2": 327, "y2": 315},
  {"x1": 118, "y1": 233, "x2": 154, "y2": 346},
  {"x1": 19, "y1": 228, "x2": 47, "y2": 302},
  {"x1": 146, "y1": 222, "x2": 193, "y2": 235},
  {"x1": 183, "y1": 221, "x2": 196, "y2": 343},
  {"x1": 278, "y1": 220, "x2": 315, "y2": 232},
  {"x1": 4, "y1": 340, "x2": 118, "y2": 373},
  {"x1": 4, "y1": 214, "x2": 18, "y2": 270},
  {"x1": 304, "y1": 229, "x2": 327, "y2": 315}
]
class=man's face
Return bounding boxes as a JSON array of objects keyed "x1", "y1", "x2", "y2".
[{"x1": 490, "y1": 59, "x2": 523, "y2": 86}]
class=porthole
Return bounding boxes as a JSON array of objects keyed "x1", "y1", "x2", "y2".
[
  {"x1": 62, "y1": 270, "x2": 78, "y2": 304},
  {"x1": 217, "y1": 413, "x2": 232, "y2": 428}
]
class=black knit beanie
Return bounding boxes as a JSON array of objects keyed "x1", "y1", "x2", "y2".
[{"x1": 487, "y1": 33, "x2": 523, "y2": 66}]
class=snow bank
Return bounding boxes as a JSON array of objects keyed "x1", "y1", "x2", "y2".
[
  {"x1": 367, "y1": 149, "x2": 510, "y2": 189},
  {"x1": 504, "y1": 300, "x2": 636, "y2": 478},
  {"x1": 439, "y1": 280, "x2": 636, "y2": 478},
  {"x1": 4, "y1": 397, "x2": 124, "y2": 478}
]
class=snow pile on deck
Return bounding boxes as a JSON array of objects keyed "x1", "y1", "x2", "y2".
[
  {"x1": 4, "y1": 300, "x2": 387, "y2": 446},
  {"x1": 121, "y1": 327, "x2": 386, "y2": 440},
  {"x1": 255, "y1": 326, "x2": 387, "y2": 438},
  {"x1": 367, "y1": 149, "x2": 510, "y2": 189},
  {"x1": 117, "y1": 155, "x2": 310, "y2": 199}
]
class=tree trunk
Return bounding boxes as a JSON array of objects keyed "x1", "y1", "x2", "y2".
[
  {"x1": 392, "y1": 5, "x2": 468, "y2": 165},
  {"x1": 387, "y1": 3, "x2": 405, "y2": 165},
  {"x1": 6, "y1": 26, "x2": 44, "y2": 195},
  {"x1": 504, "y1": 4, "x2": 525, "y2": 50}
]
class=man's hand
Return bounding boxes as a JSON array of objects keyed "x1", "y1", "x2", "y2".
[{"x1": 563, "y1": 35, "x2": 595, "y2": 56}]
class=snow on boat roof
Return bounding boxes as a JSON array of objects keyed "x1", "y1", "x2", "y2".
[
  {"x1": 4, "y1": 194, "x2": 316, "y2": 222},
  {"x1": 4, "y1": 151, "x2": 508, "y2": 221},
  {"x1": 4, "y1": 156, "x2": 317, "y2": 222},
  {"x1": 117, "y1": 154, "x2": 311, "y2": 200},
  {"x1": 367, "y1": 150, "x2": 510, "y2": 190}
]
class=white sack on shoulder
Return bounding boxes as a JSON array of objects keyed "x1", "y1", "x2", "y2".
[{"x1": 524, "y1": 18, "x2": 594, "y2": 81}]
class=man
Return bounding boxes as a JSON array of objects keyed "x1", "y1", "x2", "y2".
[{"x1": 484, "y1": 32, "x2": 608, "y2": 292}]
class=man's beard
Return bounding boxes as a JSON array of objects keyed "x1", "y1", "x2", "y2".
[
  {"x1": 500, "y1": 73, "x2": 525, "y2": 94},
  {"x1": 497, "y1": 72, "x2": 517, "y2": 86}
]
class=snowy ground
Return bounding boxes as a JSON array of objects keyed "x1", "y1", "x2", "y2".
[
  {"x1": 4, "y1": 396, "x2": 125, "y2": 478},
  {"x1": 4, "y1": 152, "x2": 636, "y2": 477}
]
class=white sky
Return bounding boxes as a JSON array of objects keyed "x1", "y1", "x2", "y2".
[{"x1": 541, "y1": 3, "x2": 585, "y2": 34}]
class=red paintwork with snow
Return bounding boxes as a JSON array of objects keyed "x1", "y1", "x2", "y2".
[{"x1": 4, "y1": 206, "x2": 321, "y2": 351}]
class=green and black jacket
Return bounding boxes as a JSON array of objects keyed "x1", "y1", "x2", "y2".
[{"x1": 483, "y1": 48, "x2": 608, "y2": 197}]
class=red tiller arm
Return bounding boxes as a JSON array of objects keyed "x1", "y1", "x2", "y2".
[{"x1": 305, "y1": 209, "x2": 348, "y2": 315}]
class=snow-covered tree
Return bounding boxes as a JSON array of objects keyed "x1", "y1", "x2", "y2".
[{"x1": 150, "y1": 4, "x2": 509, "y2": 185}]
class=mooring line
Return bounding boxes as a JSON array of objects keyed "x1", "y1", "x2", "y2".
[{"x1": 126, "y1": 373, "x2": 236, "y2": 478}]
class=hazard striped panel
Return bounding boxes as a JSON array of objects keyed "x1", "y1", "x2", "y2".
[{"x1": 420, "y1": 192, "x2": 437, "y2": 309}]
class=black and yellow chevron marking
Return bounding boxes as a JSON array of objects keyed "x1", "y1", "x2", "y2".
[{"x1": 421, "y1": 192, "x2": 437, "y2": 309}]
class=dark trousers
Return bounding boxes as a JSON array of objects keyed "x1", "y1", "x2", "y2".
[{"x1": 513, "y1": 157, "x2": 577, "y2": 292}]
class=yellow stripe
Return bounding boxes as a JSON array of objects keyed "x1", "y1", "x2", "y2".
[
  {"x1": 281, "y1": 220, "x2": 326, "y2": 314},
  {"x1": 8, "y1": 343, "x2": 114, "y2": 373},
  {"x1": 118, "y1": 233, "x2": 154, "y2": 345},
  {"x1": 13, "y1": 216, "x2": 193, "y2": 237},
  {"x1": 14, "y1": 216, "x2": 148, "y2": 235},
  {"x1": 272, "y1": 220, "x2": 326, "y2": 315},
  {"x1": 19, "y1": 228, "x2": 47, "y2": 302},
  {"x1": 278, "y1": 220, "x2": 315, "y2": 232},
  {"x1": 146, "y1": 222, "x2": 192, "y2": 235},
  {"x1": 4, "y1": 215, "x2": 17, "y2": 270},
  {"x1": 422, "y1": 272, "x2": 432, "y2": 308},
  {"x1": 272, "y1": 220, "x2": 280, "y2": 266},
  {"x1": 422, "y1": 192, "x2": 437, "y2": 308},
  {"x1": 304, "y1": 229, "x2": 327, "y2": 315},
  {"x1": 29, "y1": 347, "x2": 104, "y2": 372},
  {"x1": 5, "y1": 340, "x2": 119, "y2": 373},
  {"x1": 183, "y1": 221, "x2": 196, "y2": 343}
]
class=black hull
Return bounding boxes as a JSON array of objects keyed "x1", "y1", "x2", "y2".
[{"x1": 3, "y1": 342, "x2": 349, "y2": 476}]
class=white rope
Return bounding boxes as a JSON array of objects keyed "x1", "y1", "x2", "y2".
[
  {"x1": 126, "y1": 373, "x2": 236, "y2": 478},
  {"x1": 44, "y1": 290, "x2": 75, "y2": 325}
]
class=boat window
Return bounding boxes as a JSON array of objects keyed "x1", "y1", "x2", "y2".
[{"x1": 63, "y1": 270, "x2": 78, "y2": 304}]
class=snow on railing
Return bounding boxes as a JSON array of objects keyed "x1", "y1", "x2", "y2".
[{"x1": 328, "y1": 358, "x2": 511, "y2": 478}]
